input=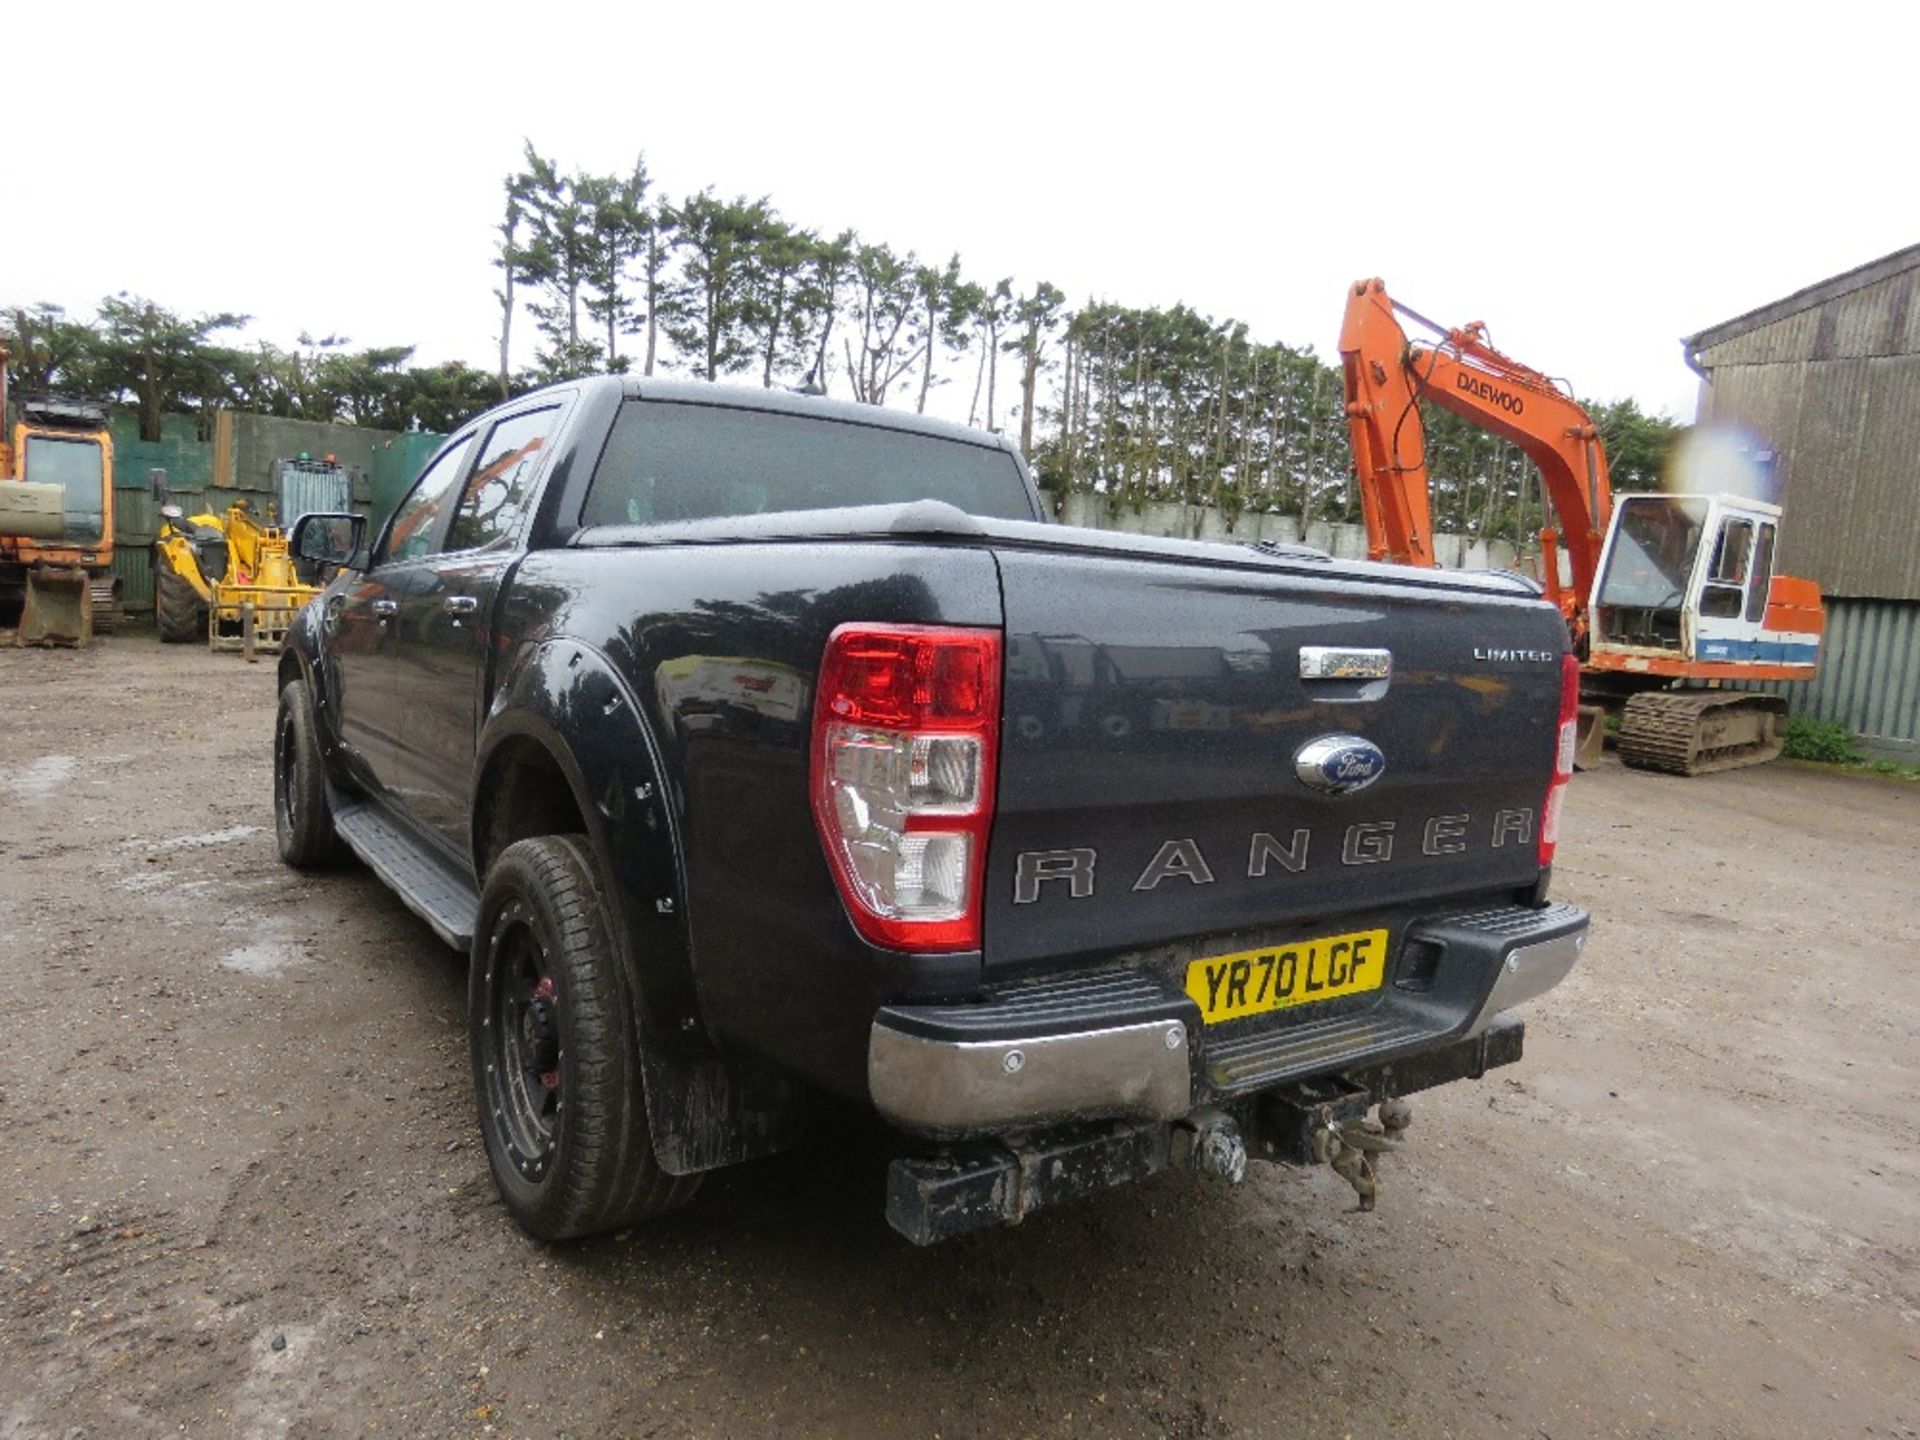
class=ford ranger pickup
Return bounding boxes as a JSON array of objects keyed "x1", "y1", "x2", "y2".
[{"x1": 276, "y1": 377, "x2": 1589, "y2": 1244}]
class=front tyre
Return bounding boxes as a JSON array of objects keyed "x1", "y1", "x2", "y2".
[
  {"x1": 154, "y1": 556, "x2": 203, "y2": 643},
  {"x1": 471, "y1": 835, "x2": 699, "y2": 1240},
  {"x1": 274, "y1": 678, "x2": 341, "y2": 868}
]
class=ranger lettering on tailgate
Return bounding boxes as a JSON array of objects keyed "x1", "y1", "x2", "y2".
[{"x1": 1013, "y1": 807, "x2": 1536, "y2": 902}]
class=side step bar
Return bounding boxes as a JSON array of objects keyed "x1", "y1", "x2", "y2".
[{"x1": 330, "y1": 793, "x2": 479, "y2": 950}]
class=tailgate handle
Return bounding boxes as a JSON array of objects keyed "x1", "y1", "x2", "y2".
[{"x1": 1299, "y1": 646, "x2": 1392, "y2": 681}]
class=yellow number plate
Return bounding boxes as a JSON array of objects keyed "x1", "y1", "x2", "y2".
[{"x1": 1184, "y1": 928, "x2": 1390, "y2": 1024}]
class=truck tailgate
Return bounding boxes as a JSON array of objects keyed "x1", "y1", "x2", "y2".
[{"x1": 981, "y1": 533, "x2": 1568, "y2": 977}]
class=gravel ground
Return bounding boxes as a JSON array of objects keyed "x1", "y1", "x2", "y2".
[{"x1": 1, "y1": 628, "x2": 1915, "y2": 1439}]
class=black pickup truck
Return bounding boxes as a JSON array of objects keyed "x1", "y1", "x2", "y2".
[{"x1": 278, "y1": 378, "x2": 1589, "y2": 1244}]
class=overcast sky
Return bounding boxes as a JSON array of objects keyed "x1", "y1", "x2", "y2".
[{"x1": 10, "y1": 2, "x2": 1912, "y2": 426}]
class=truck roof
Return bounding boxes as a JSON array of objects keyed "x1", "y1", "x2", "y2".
[{"x1": 579, "y1": 375, "x2": 1026, "y2": 455}]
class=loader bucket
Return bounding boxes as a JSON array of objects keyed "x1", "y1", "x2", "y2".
[
  {"x1": 1573, "y1": 703, "x2": 1607, "y2": 772},
  {"x1": 18, "y1": 565, "x2": 93, "y2": 648}
]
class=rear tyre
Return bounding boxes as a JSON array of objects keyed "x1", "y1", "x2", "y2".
[
  {"x1": 471, "y1": 835, "x2": 700, "y2": 1240},
  {"x1": 274, "y1": 678, "x2": 342, "y2": 868},
  {"x1": 155, "y1": 558, "x2": 203, "y2": 644}
]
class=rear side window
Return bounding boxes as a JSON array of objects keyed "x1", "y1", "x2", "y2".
[
  {"x1": 580, "y1": 401, "x2": 1034, "y2": 529},
  {"x1": 1710, "y1": 519, "x2": 1752, "y2": 583},
  {"x1": 1746, "y1": 523, "x2": 1776, "y2": 624},
  {"x1": 1701, "y1": 517, "x2": 1753, "y2": 619},
  {"x1": 446, "y1": 406, "x2": 557, "y2": 553}
]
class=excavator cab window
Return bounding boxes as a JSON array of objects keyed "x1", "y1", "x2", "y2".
[
  {"x1": 20, "y1": 434, "x2": 105, "y2": 545},
  {"x1": 1701, "y1": 518, "x2": 1753, "y2": 619},
  {"x1": 1594, "y1": 495, "x2": 1708, "y2": 649},
  {"x1": 1745, "y1": 523, "x2": 1777, "y2": 624}
]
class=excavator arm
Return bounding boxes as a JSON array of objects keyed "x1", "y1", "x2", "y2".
[{"x1": 1340, "y1": 278, "x2": 1614, "y2": 639}]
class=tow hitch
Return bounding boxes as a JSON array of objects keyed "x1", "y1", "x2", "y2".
[
  {"x1": 1253, "y1": 1079, "x2": 1413, "y2": 1212},
  {"x1": 883, "y1": 1016, "x2": 1523, "y2": 1244}
]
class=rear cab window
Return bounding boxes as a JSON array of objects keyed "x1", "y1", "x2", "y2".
[{"x1": 580, "y1": 401, "x2": 1036, "y2": 529}]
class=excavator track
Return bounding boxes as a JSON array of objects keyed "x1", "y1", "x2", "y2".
[{"x1": 1617, "y1": 691, "x2": 1788, "y2": 776}]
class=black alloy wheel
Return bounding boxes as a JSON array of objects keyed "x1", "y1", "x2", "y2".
[
  {"x1": 469, "y1": 835, "x2": 699, "y2": 1239},
  {"x1": 479, "y1": 902, "x2": 564, "y2": 1181},
  {"x1": 274, "y1": 679, "x2": 341, "y2": 868}
]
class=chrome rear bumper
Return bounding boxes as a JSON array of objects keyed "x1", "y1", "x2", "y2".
[
  {"x1": 1467, "y1": 926, "x2": 1587, "y2": 1035},
  {"x1": 869, "y1": 901, "x2": 1588, "y2": 1138},
  {"x1": 869, "y1": 1016, "x2": 1192, "y2": 1137}
]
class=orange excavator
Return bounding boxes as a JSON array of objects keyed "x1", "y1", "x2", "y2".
[
  {"x1": 1340, "y1": 278, "x2": 1823, "y2": 775},
  {"x1": 0, "y1": 345, "x2": 120, "y2": 645}
]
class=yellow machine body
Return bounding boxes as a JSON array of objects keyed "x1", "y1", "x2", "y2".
[
  {"x1": 154, "y1": 499, "x2": 321, "y2": 658},
  {"x1": 0, "y1": 418, "x2": 117, "y2": 647}
]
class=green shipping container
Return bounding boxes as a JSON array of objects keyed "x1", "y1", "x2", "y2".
[{"x1": 371, "y1": 431, "x2": 447, "y2": 533}]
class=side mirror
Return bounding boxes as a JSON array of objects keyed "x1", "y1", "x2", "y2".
[
  {"x1": 149, "y1": 468, "x2": 170, "y2": 503},
  {"x1": 289, "y1": 511, "x2": 367, "y2": 570},
  {"x1": 158, "y1": 504, "x2": 185, "y2": 523}
]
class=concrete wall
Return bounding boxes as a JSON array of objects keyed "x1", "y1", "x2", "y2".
[
  {"x1": 1051, "y1": 493, "x2": 1526, "y2": 572},
  {"x1": 219, "y1": 412, "x2": 378, "y2": 507}
]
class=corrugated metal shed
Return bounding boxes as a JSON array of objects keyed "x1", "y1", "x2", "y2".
[
  {"x1": 1685, "y1": 243, "x2": 1920, "y2": 602},
  {"x1": 1733, "y1": 597, "x2": 1920, "y2": 754},
  {"x1": 1689, "y1": 244, "x2": 1920, "y2": 748},
  {"x1": 1687, "y1": 243, "x2": 1920, "y2": 359}
]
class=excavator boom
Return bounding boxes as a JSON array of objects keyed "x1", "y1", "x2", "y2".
[
  {"x1": 1339, "y1": 278, "x2": 1822, "y2": 776},
  {"x1": 1340, "y1": 278, "x2": 1613, "y2": 636}
]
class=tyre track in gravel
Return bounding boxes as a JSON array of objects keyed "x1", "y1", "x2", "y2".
[{"x1": 2, "y1": 628, "x2": 1915, "y2": 1439}]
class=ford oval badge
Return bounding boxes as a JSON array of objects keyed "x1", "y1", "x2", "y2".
[{"x1": 1294, "y1": 734, "x2": 1386, "y2": 795}]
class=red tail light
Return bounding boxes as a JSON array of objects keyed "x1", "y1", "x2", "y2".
[
  {"x1": 811, "y1": 624, "x2": 1001, "y2": 951},
  {"x1": 1539, "y1": 652, "x2": 1580, "y2": 869}
]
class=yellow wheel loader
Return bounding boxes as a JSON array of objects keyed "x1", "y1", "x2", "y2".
[
  {"x1": 153, "y1": 498, "x2": 321, "y2": 658},
  {"x1": 151, "y1": 504, "x2": 224, "y2": 643}
]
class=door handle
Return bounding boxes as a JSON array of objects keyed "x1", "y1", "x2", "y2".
[
  {"x1": 1297, "y1": 646, "x2": 1392, "y2": 701},
  {"x1": 1298, "y1": 646, "x2": 1391, "y2": 680},
  {"x1": 443, "y1": 595, "x2": 479, "y2": 616},
  {"x1": 372, "y1": 599, "x2": 398, "y2": 618}
]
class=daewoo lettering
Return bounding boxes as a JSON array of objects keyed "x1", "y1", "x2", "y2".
[{"x1": 1455, "y1": 371, "x2": 1525, "y2": 415}]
